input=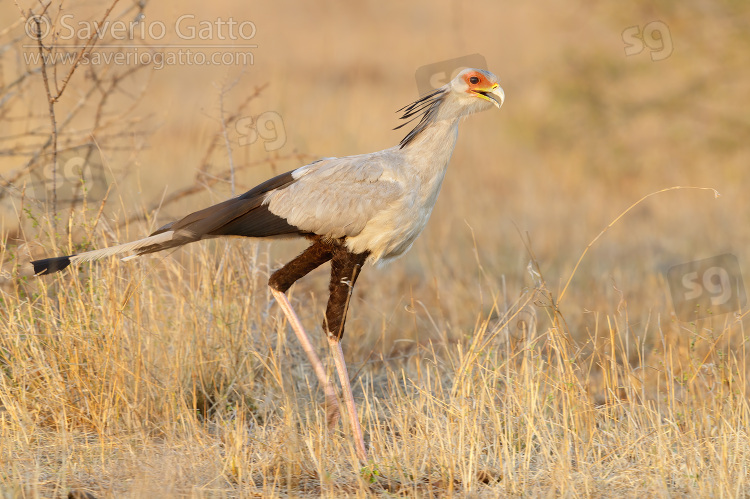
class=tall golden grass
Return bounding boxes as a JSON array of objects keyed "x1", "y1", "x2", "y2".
[{"x1": 1, "y1": 0, "x2": 749, "y2": 496}]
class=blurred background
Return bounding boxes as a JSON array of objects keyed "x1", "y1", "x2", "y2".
[{"x1": 2, "y1": 0, "x2": 749, "y2": 342}]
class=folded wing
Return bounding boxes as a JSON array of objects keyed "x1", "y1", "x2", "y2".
[{"x1": 264, "y1": 152, "x2": 403, "y2": 239}]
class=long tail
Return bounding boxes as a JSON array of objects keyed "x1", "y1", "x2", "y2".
[
  {"x1": 23, "y1": 230, "x2": 176, "y2": 276},
  {"x1": 22, "y1": 168, "x2": 304, "y2": 278}
]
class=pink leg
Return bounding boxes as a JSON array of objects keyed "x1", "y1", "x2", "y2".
[
  {"x1": 270, "y1": 288, "x2": 340, "y2": 427},
  {"x1": 328, "y1": 337, "x2": 368, "y2": 462}
]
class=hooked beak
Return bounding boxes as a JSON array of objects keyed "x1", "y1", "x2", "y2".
[{"x1": 473, "y1": 84, "x2": 505, "y2": 109}]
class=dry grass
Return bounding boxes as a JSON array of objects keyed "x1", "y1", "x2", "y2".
[
  {"x1": 1, "y1": 232, "x2": 748, "y2": 497},
  {"x1": 1, "y1": 0, "x2": 750, "y2": 497}
]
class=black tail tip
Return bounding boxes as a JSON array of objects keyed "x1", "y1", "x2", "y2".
[{"x1": 31, "y1": 256, "x2": 72, "y2": 275}]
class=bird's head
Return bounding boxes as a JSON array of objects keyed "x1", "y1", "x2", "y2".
[
  {"x1": 396, "y1": 67, "x2": 504, "y2": 148},
  {"x1": 447, "y1": 68, "x2": 505, "y2": 114}
]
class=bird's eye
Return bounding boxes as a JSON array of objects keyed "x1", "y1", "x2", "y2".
[{"x1": 469, "y1": 76, "x2": 480, "y2": 84}]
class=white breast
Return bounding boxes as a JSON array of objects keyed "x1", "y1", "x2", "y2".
[{"x1": 346, "y1": 122, "x2": 458, "y2": 264}]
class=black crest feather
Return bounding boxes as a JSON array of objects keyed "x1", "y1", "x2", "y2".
[{"x1": 395, "y1": 87, "x2": 448, "y2": 148}]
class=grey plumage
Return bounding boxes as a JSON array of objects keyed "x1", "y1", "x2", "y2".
[{"x1": 264, "y1": 153, "x2": 403, "y2": 241}]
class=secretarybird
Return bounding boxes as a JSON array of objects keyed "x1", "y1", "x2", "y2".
[{"x1": 26, "y1": 68, "x2": 504, "y2": 461}]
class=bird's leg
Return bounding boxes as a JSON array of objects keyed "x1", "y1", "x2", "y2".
[
  {"x1": 324, "y1": 248, "x2": 369, "y2": 462},
  {"x1": 269, "y1": 289, "x2": 342, "y2": 426},
  {"x1": 268, "y1": 241, "x2": 340, "y2": 426}
]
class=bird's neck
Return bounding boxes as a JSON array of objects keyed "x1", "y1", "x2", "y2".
[
  {"x1": 401, "y1": 118, "x2": 460, "y2": 174},
  {"x1": 396, "y1": 118, "x2": 460, "y2": 218}
]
